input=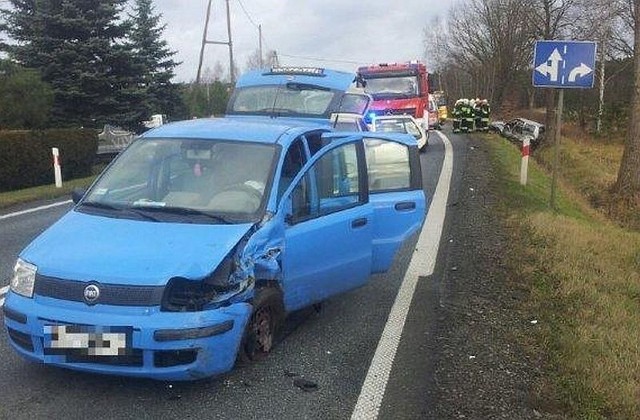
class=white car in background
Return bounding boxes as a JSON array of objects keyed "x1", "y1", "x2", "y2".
[{"x1": 371, "y1": 115, "x2": 428, "y2": 152}]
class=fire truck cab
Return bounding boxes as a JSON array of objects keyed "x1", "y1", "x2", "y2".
[{"x1": 358, "y1": 61, "x2": 430, "y2": 130}]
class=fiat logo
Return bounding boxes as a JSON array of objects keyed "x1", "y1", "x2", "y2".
[{"x1": 83, "y1": 284, "x2": 100, "y2": 304}]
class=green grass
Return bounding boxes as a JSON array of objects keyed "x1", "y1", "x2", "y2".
[
  {"x1": 486, "y1": 134, "x2": 640, "y2": 419},
  {"x1": 0, "y1": 174, "x2": 97, "y2": 209}
]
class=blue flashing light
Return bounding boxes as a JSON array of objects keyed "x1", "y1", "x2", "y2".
[{"x1": 365, "y1": 112, "x2": 376, "y2": 124}]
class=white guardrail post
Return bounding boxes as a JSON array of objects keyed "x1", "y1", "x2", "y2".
[
  {"x1": 520, "y1": 138, "x2": 530, "y2": 186},
  {"x1": 52, "y1": 147, "x2": 63, "y2": 188}
]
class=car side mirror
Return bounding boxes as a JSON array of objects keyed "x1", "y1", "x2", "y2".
[{"x1": 71, "y1": 188, "x2": 86, "y2": 204}]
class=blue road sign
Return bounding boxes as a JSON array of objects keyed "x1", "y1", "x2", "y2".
[{"x1": 533, "y1": 40, "x2": 597, "y2": 88}]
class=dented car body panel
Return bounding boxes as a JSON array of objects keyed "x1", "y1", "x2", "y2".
[{"x1": 5, "y1": 117, "x2": 426, "y2": 380}]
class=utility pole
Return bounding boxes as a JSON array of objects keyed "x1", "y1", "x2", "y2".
[
  {"x1": 259, "y1": 24, "x2": 263, "y2": 68},
  {"x1": 225, "y1": 0, "x2": 234, "y2": 85},
  {"x1": 196, "y1": 0, "x2": 235, "y2": 85}
]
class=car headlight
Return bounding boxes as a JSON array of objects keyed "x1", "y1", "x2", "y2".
[{"x1": 10, "y1": 258, "x2": 37, "y2": 298}]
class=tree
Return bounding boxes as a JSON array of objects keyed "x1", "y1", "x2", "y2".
[
  {"x1": 127, "y1": 0, "x2": 182, "y2": 121},
  {"x1": 181, "y1": 81, "x2": 229, "y2": 118},
  {"x1": 0, "y1": 0, "x2": 134, "y2": 128},
  {"x1": 244, "y1": 48, "x2": 279, "y2": 71},
  {"x1": 426, "y1": 0, "x2": 533, "y2": 107},
  {"x1": 0, "y1": 59, "x2": 53, "y2": 129},
  {"x1": 614, "y1": 0, "x2": 640, "y2": 198}
]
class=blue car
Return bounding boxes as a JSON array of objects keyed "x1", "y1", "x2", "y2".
[{"x1": 5, "y1": 70, "x2": 427, "y2": 381}]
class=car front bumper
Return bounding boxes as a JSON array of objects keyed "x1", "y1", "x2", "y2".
[{"x1": 3, "y1": 292, "x2": 251, "y2": 381}]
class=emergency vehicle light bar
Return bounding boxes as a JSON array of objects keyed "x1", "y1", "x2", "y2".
[{"x1": 265, "y1": 67, "x2": 326, "y2": 77}]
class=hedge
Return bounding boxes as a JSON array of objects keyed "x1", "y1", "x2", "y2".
[{"x1": 0, "y1": 129, "x2": 98, "y2": 192}]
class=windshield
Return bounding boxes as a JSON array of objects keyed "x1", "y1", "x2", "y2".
[
  {"x1": 364, "y1": 76, "x2": 420, "y2": 100},
  {"x1": 227, "y1": 83, "x2": 342, "y2": 118},
  {"x1": 376, "y1": 118, "x2": 421, "y2": 138},
  {"x1": 81, "y1": 138, "x2": 277, "y2": 223}
]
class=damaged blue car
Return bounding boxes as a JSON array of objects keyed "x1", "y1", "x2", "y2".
[{"x1": 4, "y1": 70, "x2": 426, "y2": 381}]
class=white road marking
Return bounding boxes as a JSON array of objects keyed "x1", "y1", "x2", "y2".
[
  {"x1": 0, "y1": 200, "x2": 72, "y2": 221},
  {"x1": 351, "y1": 131, "x2": 454, "y2": 419},
  {"x1": 0, "y1": 285, "x2": 7, "y2": 309}
]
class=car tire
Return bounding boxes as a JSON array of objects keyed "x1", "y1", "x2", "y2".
[{"x1": 238, "y1": 286, "x2": 285, "y2": 363}]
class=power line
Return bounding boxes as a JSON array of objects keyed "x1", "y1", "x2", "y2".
[{"x1": 235, "y1": 0, "x2": 259, "y2": 29}]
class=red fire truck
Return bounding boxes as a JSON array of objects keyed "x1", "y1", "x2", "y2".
[{"x1": 357, "y1": 61, "x2": 432, "y2": 129}]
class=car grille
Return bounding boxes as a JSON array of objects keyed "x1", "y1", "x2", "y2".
[
  {"x1": 7, "y1": 328, "x2": 34, "y2": 352},
  {"x1": 34, "y1": 274, "x2": 164, "y2": 306},
  {"x1": 62, "y1": 350, "x2": 144, "y2": 367}
]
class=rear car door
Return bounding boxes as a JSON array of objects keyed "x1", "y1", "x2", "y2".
[
  {"x1": 279, "y1": 136, "x2": 373, "y2": 312},
  {"x1": 362, "y1": 135, "x2": 426, "y2": 273}
]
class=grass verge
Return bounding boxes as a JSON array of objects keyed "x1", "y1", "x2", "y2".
[
  {"x1": 0, "y1": 175, "x2": 96, "y2": 209},
  {"x1": 486, "y1": 134, "x2": 640, "y2": 419}
]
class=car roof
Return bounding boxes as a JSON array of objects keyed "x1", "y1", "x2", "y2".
[
  {"x1": 140, "y1": 117, "x2": 328, "y2": 145},
  {"x1": 375, "y1": 115, "x2": 417, "y2": 122},
  {"x1": 236, "y1": 68, "x2": 355, "y2": 92}
]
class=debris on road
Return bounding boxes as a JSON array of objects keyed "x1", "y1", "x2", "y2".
[{"x1": 293, "y1": 378, "x2": 318, "y2": 392}]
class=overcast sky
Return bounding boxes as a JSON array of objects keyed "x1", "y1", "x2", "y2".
[{"x1": 154, "y1": 0, "x2": 451, "y2": 82}]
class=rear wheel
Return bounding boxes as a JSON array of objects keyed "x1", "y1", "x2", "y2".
[{"x1": 238, "y1": 286, "x2": 284, "y2": 363}]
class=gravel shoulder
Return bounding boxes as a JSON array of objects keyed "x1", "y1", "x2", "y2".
[{"x1": 381, "y1": 132, "x2": 553, "y2": 419}]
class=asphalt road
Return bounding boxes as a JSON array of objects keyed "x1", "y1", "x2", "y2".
[{"x1": 0, "y1": 130, "x2": 468, "y2": 419}]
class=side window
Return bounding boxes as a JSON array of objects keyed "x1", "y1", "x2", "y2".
[
  {"x1": 290, "y1": 143, "x2": 363, "y2": 223},
  {"x1": 364, "y1": 139, "x2": 411, "y2": 192},
  {"x1": 278, "y1": 138, "x2": 307, "y2": 201}
]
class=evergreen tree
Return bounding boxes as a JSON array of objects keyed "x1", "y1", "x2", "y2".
[
  {"x1": 127, "y1": 0, "x2": 181, "y2": 121},
  {"x1": 0, "y1": 0, "x2": 137, "y2": 128},
  {"x1": 0, "y1": 59, "x2": 54, "y2": 129}
]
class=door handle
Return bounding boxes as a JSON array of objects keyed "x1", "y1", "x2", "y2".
[
  {"x1": 351, "y1": 217, "x2": 368, "y2": 228},
  {"x1": 395, "y1": 201, "x2": 416, "y2": 211}
]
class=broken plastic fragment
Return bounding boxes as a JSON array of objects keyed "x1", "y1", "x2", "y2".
[{"x1": 294, "y1": 378, "x2": 318, "y2": 392}]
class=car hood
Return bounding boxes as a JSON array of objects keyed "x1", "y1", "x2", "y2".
[{"x1": 20, "y1": 210, "x2": 254, "y2": 286}]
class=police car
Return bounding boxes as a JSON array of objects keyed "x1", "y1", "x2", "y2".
[{"x1": 5, "y1": 67, "x2": 427, "y2": 380}]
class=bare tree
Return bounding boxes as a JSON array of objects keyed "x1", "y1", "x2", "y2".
[
  {"x1": 244, "y1": 48, "x2": 278, "y2": 71},
  {"x1": 426, "y1": 0, "x2": 532, "y2": 107}
]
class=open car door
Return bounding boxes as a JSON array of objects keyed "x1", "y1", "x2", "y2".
[
  {"x1": 323, "y1": 132, "x2": 427, "y2": 273},
  {"x1": 278, "y1": 135, "x2": 373, "y2": 312}
]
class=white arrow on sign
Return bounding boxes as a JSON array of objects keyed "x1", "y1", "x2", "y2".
[
  {"x1": 535, "y1": 48, "x2": 563, "y2": 82},
  {"x1": 568, "y1": 62, "x2": 593, "y2": 82}
]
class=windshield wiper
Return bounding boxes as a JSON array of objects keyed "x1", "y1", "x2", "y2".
[
  {"x1": 81, "y1": 201, "x2": 160, "y2": 222},
  {"x1": 136, "y1": 206, "x2": 235, "y2": 224},
  {"x1": 80, "y1": 201, "x2": 122, "y2": 211}
]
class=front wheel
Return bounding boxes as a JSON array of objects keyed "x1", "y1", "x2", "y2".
[{"x1": 238, "y1": 286, "x2": 285, "y2": 363}]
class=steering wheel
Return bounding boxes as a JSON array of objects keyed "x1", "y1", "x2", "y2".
[{"x1": 221, "y1": 182, "x2": 264, "y2": 201}]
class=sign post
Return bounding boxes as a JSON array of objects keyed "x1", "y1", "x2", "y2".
[
  {"x1": 533, "y1": 40, "x2": 597, "y2": 209},
  {"x1": 52, "y1": 147, "x2": 62, "y2": 188}
]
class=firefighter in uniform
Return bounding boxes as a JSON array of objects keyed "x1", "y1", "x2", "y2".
[
  {"x1": 479, "y1": 99, "x2": 491, "y2": 131},
  {"x1": 473, "y1": 98, "x2": 482, "y2": 131},
  {"x1": 461, "y1": 99, "x2": 473, "y2": 133},
  {"x1": 452, "y1": 99, "x2": 462, "y2": 133}
]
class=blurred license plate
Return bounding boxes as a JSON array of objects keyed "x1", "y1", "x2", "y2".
[{"x1": 43, "y1": 325, "x2": 132, "y2": 357}]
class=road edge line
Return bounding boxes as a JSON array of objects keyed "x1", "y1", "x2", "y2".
[
  {"x1": 351, "y1": 131, "x2": 454, "y2": 419},
  {"x1": 0, "y1": 200, "x2": 72, "y2": 221}
]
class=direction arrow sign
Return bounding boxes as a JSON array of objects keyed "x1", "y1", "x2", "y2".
[{"x1": 533, "y1": 40, "x2": 597, "y2": 89}]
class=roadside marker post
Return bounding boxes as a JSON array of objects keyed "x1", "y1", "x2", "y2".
[
  {"x1": 533, "y1": 40, "x2": 596, "y2": 209},
  {"x1": 520, "y1": 138, "x2": 530, "y2": 186},
  {"x1": 52, "y1": 147, "x2": 63, "y2": 188}
]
